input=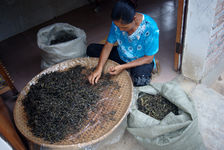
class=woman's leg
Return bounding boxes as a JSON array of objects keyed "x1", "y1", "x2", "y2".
[
  {"x1": 130, "y1": 62, "x2": 154, "y2": 86},
  {"x1": 86, "y1": 43, "x2": 125, "y2": 64},
  {"x1": 86, "y1": 43, "x2": 103, "y2": 57}
]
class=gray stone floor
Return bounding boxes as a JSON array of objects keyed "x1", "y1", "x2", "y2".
[
  {"x1": 211, "y1": 72, "x2": 224, "y2": 96},
  {"x1": 192, "y1": 84, "x2": 224, "y2": 150},
  {"x1": 98, "y1": 131, "x2": 146, "y2": 150}
]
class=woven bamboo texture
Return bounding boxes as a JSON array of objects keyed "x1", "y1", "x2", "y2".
[{"x1": 14, "y1": 57, "x2": 133, "y2": 149}]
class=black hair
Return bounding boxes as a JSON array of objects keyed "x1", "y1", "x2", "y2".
[{"x1": 111, "y1": 0, "x2": 138, "y2": 24}]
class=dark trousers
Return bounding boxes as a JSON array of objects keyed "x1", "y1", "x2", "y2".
[{"x1": 86, "y1": 44, "x2": 154, "y2": 86}]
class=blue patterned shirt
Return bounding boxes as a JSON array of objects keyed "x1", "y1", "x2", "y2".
[{"x1": 107, "y1": 13, "x2": 159, "y2": 67}]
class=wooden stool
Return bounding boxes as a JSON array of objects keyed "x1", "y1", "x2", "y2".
[{"x1": 0, "y1": 61, "x2": 18, "y2": 96}]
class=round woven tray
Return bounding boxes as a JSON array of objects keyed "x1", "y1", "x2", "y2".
[{"x1": 14, "y1": 57, "x2": 133, "y2": 149}]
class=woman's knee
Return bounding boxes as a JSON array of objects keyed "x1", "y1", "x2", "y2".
[
  {"x1": 130, "y1": 62, "x2": 154, "y2": 86},
  {"x1": 131, "y1": 63, "x2": 154, "y2": 77},
  {"x1": 131, "y1": 75, "x2": 151, "y2": 86}
]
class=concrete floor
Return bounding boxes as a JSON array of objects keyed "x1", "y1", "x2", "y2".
[{"x1": 1, "y1": 0, "x2": 223, "y2": 149}]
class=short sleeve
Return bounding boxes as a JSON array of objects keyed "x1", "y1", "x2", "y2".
[
  {"x1": 144, "y1": 29, "x2": 159, "y2": 56},
  {"x1": 107, "y1": 22, "x2": 117, "y2": 44}
]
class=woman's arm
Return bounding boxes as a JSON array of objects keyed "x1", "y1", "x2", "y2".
[
  {"x1": 88, "y1": 42, "x2": 114, "y2": 84},
  {"x1": 97, "y1": 42, "x2": 114, "y2": 70},
  {"x1": 109, "y1": 55, "x2": 154, "y2": 75}
]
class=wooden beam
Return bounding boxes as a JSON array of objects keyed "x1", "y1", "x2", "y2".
[{"x1": 174, "y1": 0, "x2": 184, "y2": 71}]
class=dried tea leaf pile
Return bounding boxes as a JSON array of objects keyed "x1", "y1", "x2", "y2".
[
  {"x1": 137, "y1": 93, "x2": 178, "y2": 120},
  {"x1": 22, "y1": 65, "x2": 119, "y2": 143},
  {"x1": 50, "y1": 30, "x2": 77, "y2": 45}
]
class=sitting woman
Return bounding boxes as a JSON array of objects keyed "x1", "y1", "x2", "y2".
[{"x1": 87, "y1": 0, "x2": 159, "y2": 86}]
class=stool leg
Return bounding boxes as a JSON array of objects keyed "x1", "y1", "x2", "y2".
[{"x1": 0, "y1": 62, "x2": 18, "y2": 95}]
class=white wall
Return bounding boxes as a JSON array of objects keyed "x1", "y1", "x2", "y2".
[
  {"x1": 203, "y1": 0, "x2": 224, "y2": 85},
  {"x1": 0, "y1": 0, "x2": 88, "y2": 41},
  {"x1": 182, "y1": 0, "x2": 224, "y2": 85}
]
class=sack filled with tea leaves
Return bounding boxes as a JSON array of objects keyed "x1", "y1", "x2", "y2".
[
  {"x1": 127, "y1": 81, "x2": 205, "y2": 150},
  {"x1": 137, "y1": 93, "x2": 178, "y2": 120},
  {"x1": 37, "y1": 23, "x2": 87, "y2": 69}
]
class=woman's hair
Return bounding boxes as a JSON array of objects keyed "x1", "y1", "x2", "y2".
[{"x1": 111, "y1": 0, "x2": 138, "y2": 24}]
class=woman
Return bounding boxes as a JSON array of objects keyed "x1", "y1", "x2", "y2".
[{"x1": 87, "y1": 0, "x2": 159, "y2": 86}]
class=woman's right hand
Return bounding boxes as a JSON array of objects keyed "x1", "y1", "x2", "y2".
[
  {"x1": 88, "y1": 42, "x2": 114, "y2": 85},
  {"x1": 88, "y1": 67, "x2": 102, "y2": 85}
]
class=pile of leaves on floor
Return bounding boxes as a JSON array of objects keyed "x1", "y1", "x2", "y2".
[
  {"x1": 137, "y1": 92, "x2": 178, "y2": 120},
  {"x1": 22, "y1": 65, "x2": 119, "y2": 143}
]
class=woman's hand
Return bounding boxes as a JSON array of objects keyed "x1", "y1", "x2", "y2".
[
  {"x1": 88, "y1": 42, "x2": 114, "y2": 85},
  {"x1": 88, "y1": 67, "x2": 102, "y2": 85},
  {"x1": 108, "y1": 65, "x2": 124, "y2": 75}
]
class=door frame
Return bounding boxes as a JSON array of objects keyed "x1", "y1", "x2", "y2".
[{"x1": 174, "y1": 0, "x2": 188, "y2": 71}]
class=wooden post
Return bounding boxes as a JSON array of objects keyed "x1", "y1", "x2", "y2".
[{"x1": 174, "y1": 0, "x2": 184, "y2": 71}]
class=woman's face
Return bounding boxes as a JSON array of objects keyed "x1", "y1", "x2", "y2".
[{"x1": 113, "y1": 19, "x2": 135, "y2": 32}]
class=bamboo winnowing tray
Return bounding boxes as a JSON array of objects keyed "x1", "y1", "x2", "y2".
[{"x1": 14, "y1": 57, "x2": 133, "y2": 149}]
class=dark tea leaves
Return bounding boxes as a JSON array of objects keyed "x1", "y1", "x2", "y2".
[
  {"x1": 137, "y1": 92, "x2": 178, "y2": 120},
  {"x1": 22, "y1": 65, "x2": 119, "y2": 143},
  {"x1": 50, "y1": 30, "x2": 77, "y2": 45}
]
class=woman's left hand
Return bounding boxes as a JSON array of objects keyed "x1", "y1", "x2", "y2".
[{"x1": 108, "y1": 65, "x2": 124, "y2": 75}]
